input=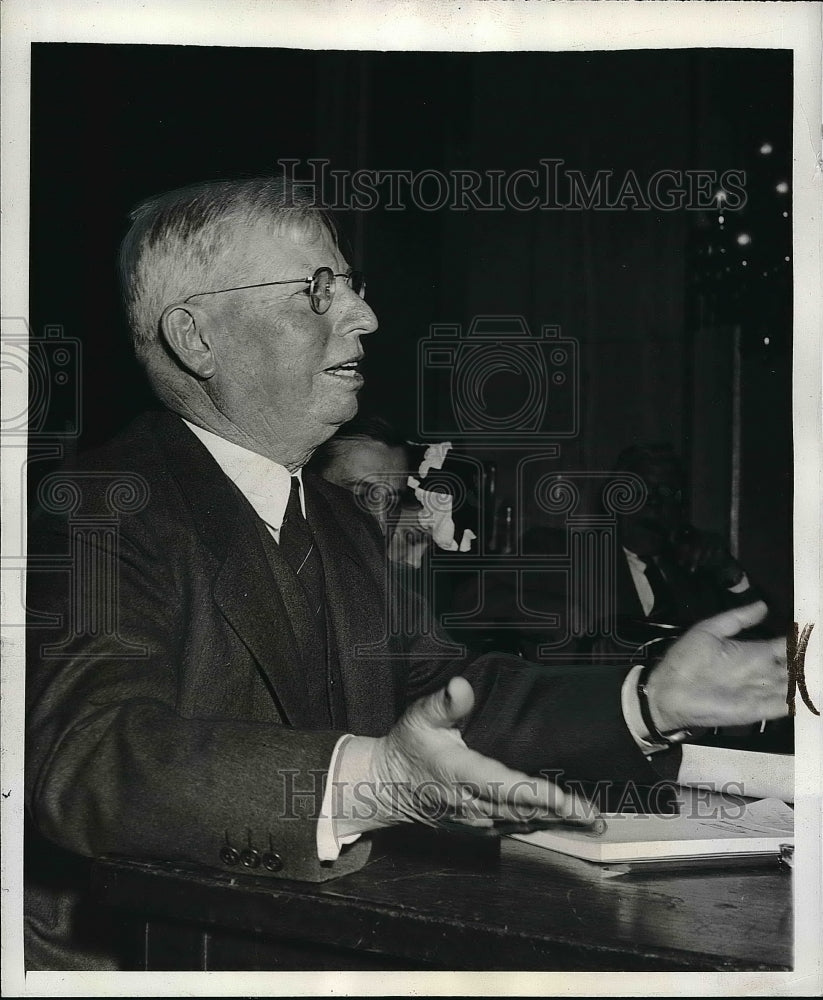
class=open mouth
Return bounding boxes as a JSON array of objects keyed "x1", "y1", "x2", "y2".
[{"x1": 323, "y1": 360, "x2": 364, "y2": 382}]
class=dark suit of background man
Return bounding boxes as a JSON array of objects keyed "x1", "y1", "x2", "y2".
[
  {"x1": 25, "y1": 178, "x2": 788, "y2": 970},
  {"x1": 612, "y1": 443, "x2": 762, "y2": 631}
]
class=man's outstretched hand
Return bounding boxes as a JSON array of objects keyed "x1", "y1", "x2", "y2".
[
  {"x1": 332, "y1": 602, "x2": 785, "y2": 842},
  {"x1": 334, "y1": 676, "x2": 599, "y2": 839},
  {"x1": 643, "y1": 600, "x2": 788, "y2": 734}
]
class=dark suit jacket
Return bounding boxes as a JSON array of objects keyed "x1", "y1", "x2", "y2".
[
  {"x1": 511, "y1": 524, "x2": 765, "y2": 657},
  {"x1": 613, "y1": 544, "x2": 759, "y2": 627},
  {"x1": 25, "y1": 411, "x2": 664, "y2": 965}
]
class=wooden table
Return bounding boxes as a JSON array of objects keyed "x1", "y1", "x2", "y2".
[{"x1": 91, "y1": 826, "x2": 792, "y2": 972}]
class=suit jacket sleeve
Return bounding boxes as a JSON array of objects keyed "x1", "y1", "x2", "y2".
[
  {"x1": 25, "y1": 493, "x2": 369, "y2": 883},
  {"x1": 391, "y1": 576, "x2": 666, "y2": 790}
]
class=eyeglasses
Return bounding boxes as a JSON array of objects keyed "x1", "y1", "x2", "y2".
[{"x1": 183, "y1": 266, "x2": 366, "y2": 315}]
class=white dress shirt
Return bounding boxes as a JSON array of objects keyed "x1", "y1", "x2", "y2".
[{"x1": 184, "y1": 420, "x2": 304, "y2": 536}]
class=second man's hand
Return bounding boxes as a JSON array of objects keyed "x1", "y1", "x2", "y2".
[
  {"x1": 643, "y1": 600, "x2": 787, "y2": 734},
  {"x1": 333, "y1": 676, "x2": 599, "y2": 840}
]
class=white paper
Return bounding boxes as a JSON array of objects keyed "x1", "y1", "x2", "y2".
[{"x1": 512, "y1": 796, "x2": 794, "y2": 863}]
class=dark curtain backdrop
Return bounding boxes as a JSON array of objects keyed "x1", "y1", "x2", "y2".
[{"x1": 29, "y1": 45, "x2": 793, "y2": 620}]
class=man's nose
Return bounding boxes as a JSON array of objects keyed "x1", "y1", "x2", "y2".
[{"x1": 338, "y1": 284, "x2": 378, "y2": 335}]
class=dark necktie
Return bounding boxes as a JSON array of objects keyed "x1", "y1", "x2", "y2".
[
  {"x1": 643, "y1": 557, "x2": 679, "y2": 624},
  {"x1": 279, "y1": 478, "x2": 326, "y2": 624},
  {"x1": 273, "y1": 478, "x2": 346, "y2": 729}
]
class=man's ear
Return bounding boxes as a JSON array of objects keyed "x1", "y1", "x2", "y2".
[{"x1": 160, "y1": 304, "x2": 216, "y2": 379}]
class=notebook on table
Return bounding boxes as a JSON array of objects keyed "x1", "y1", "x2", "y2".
[{"x1": 511, "y1": 795, "x2": 793, "y2": 868}]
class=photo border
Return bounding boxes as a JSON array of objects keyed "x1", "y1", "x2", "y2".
[{"x1": 2, "y1": 2, "x2": 820, "y2": 996}]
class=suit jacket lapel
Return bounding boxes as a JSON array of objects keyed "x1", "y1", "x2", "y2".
[
  {"x1": 305, "y1": 476, "x2": 400, "y2": 735},
  {"x1": 151, "y1": 411, "x2": 319, "y2": 728},
  {"x1": 213, "y1": 512, "x2": 321, "y2": 727}
]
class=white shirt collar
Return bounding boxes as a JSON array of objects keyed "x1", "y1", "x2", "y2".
[
  {"x1": 183, "y1": 420, "x2": 304, "y2": 531},
  {"x1": 622, "y1": 546, "x2": 647, "y2": 570},
  {"x1": 622, "y1": 547, "x2": 654, "y2": 617}
]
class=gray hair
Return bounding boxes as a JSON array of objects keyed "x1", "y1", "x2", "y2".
[{"x1": 118, "y1": 176, "x2": 339, "y2": 357}]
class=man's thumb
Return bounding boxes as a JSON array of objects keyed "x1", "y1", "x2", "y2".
[
  {"x1": 699, "y1": 600, "x2": 768, "y2": 639},
  {"x1": 417, "y1": 676, "x2": 475, "y2": 730}
]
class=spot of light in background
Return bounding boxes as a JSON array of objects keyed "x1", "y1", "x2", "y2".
[
  {"x1": 718, "y1": 214, "x2": 725, "y2": 225},
  {"x1": 741, "y1": 260, "x2": 748, "y2": 267},
  {"x1": 782, "y1": 211, "x2": 788, "y2": 218},
  {"x1": 759, "y1": 142, "x2": 773, "y2": 155},
  {"x1": 776, "y1": 181, "x2": 789, "y2": 194},
  {"x1": 763, "y1": 337, "x2": 770, "y2": 345},
  {"x1": 736, "y1": 233, "x2": 751, "y2": 246}
]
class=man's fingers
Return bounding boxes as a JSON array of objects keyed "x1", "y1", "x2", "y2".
[
  {"x1": 444, "y1": 744, "x2": 599, "y2": 823},
  {"x1": 697, "y1": 600, "x2": 768, "y2": 639},
  {"x1": 735, "y1": 635, "x2": 786, "y2": 673},
  {"x1": 460, "y1": 786, "x2": 597, "y2": 826},
  {"x1": 447, "y1": 747, "x2": 566, "y2": 815},
  {"x1": 406, "y1": 676, "x2": 475, "y2": 731},
  {"x1": 769, "y1": 635, "x2": 788, "y2": 665}
]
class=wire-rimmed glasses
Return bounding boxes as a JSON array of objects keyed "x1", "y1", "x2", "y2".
[{"x1": 182, "y1": 266, "x2": 366, "y2": 315}]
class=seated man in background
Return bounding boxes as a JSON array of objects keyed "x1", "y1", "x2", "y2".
[
  {"x1": 308, "y1": 413, "x2": 432, "y2": 568},
  {"x1": 611, "y1": 443, "x2": 762, "y2": 633},
  {"x1": 310, "y1": 419, "x2": 480, "y2": 623},
  {"x1": 25, "y1": 176, "x2": 789, "y2": 970},
  {"x1": 515, "y1": 442, "x2": 770, "y2": 659},
  {"x1": 590, "y1": 442, "x2": 789, "y2": 753}
]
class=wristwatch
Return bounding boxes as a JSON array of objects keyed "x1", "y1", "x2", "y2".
[{"x1": 636, "y1": 661, "x2": 692, "y2": 747}]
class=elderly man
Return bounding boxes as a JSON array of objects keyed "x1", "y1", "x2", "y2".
[{"x1": 25, "y1": 177, "x2": 788, "y2": 969}]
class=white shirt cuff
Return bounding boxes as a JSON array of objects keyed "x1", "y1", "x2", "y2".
[{"x1": 316, "y1": 733, "x2": 362, "y2": 862}]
